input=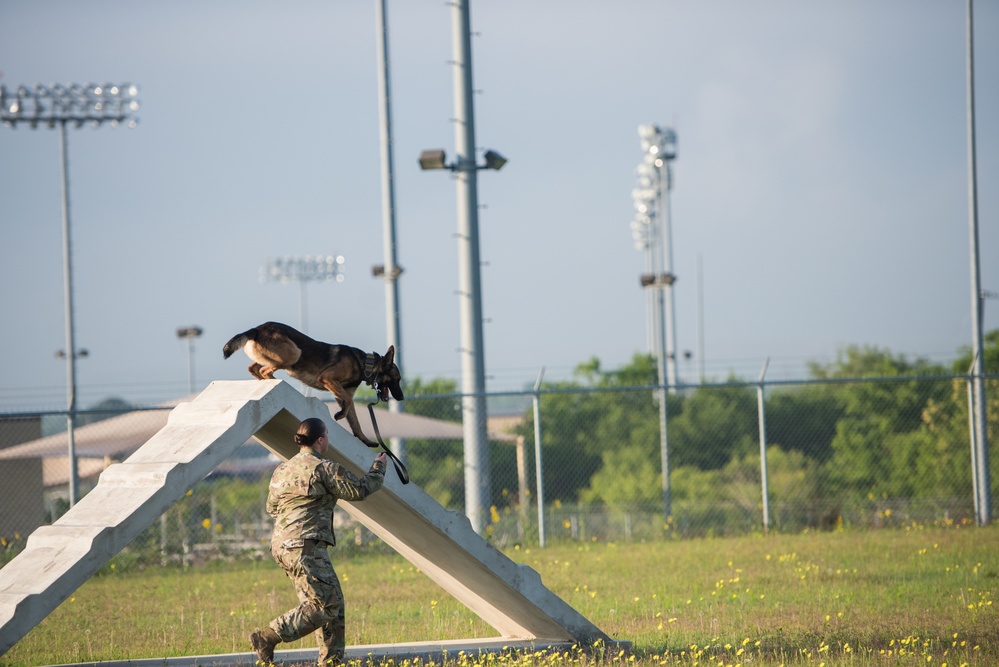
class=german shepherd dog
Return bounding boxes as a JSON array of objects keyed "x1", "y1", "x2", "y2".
[{"x1": 222, "y1": 321, "x2": 403, "y2": 446}]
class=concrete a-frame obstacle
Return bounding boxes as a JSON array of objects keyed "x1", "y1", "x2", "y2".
[{"x1": 0, "y1": 380, "x2": 620, "y2": 662}]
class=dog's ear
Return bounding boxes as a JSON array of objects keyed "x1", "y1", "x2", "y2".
[{"x1": 383, "y1": 345, "x2": 395, "y2": 366}]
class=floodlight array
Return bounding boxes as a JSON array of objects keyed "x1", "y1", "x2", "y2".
[
  {"x1": 630, "y1": 124, "x2": 677, "y2": 251},
  {"x1": 1, "y1": 82, "x2": 140, "y2": 129},
  {"x1": 261, "y1": 255, "x2": 346, "y2": 284}
]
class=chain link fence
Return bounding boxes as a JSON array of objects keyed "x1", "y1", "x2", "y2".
[{"x1": 1, "y1": 373, "x2": 996, "y2": 571}]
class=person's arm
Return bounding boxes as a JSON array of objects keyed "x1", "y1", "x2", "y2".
[
  {"x1": 324, "y1": 453, "x2": 387, "y2": 501},
  {"x1": 265, "y1": 484, "x2": 279, "y2": 518}
]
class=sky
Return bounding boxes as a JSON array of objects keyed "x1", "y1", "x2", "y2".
[{"x1": 1, "y1": 0, "x2": 997, "y2": 411}]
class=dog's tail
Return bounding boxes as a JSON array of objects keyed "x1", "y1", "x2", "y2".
[{"x1": 222, "y1": 330, "x2": 254, "y2": 359}]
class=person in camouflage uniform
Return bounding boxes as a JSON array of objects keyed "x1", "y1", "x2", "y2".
[{"x1": 250, "y1": 417, "x2": 387, "y2": 666}]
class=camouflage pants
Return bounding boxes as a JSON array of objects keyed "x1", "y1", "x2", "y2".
[{"x1": 269, "y1": 541, "x2": 345, "y2": 665}]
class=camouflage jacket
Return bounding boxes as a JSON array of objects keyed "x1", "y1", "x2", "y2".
[{"x1": 267, "y1": 450, "x2": 385, "y2": 550}]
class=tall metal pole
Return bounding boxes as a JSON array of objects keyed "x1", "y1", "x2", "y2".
[
  {"x1": 375, "y1": 0, "x2": 407, "y2": 464},
  {"x1": 652, "y1": 162, "x2": 668, "y2": 388},
  {"x1": 967, "y1": 355, "x2": 980, "y2": 520},
  {"x1": 660, "y1": 159, "x2": 678, "y2": 389},
  {"x1": 632, "y1": 160, "x2": 659, "y2": 354},
  {"x1": 645, "y1": 230, "x2": 658, "y2": 354},
  {"x1": 451, "y1": 0, "x2": 491, "y2": 534},
  {"x1": 532, "y1": 368, "x2": 547, "y2": 547},
  {"x1": 965, "y1": 0, "x2": 991, "y2": 525},
  {"x1": 176, "y1": 326, "x2": 203, "y2": 395},
  {"x1": 656, "y1": 371, "x2": 671, "y2": 524},
  {"x1": 697, "y1": 253, "x2": 705, "y2": 383},
  {"x1": 58, "y1": 121, "x2": 80, "y2": 507},
  {"x1": 652, "y1": 165, "x2": 670, "y2": 522},
  {"x1": 757, "y1": 357, "x2": 771, "y2": 533},
  {"x1": 186, "y1": 336, "x2": 196, "y2": 394},
  {"x1": 299, "y1": 281, "x2": 308, "y2": 332}
]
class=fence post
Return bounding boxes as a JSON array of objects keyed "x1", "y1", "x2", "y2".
[
  {"x1": 532, "y1": 369, "x2": 547, "y2": 548},
  {"x1": 757, "y1": 358, "x2": 771, "y2": 533},
  {"x1": 966, "y1": 355, "x2": 980, "y2": 519},
  {"x1": 515, "y1": 435, "x2": 527, "y2": 540}
]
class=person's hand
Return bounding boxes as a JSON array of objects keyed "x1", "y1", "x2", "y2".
[{"x1": 375, "y1": 452, "x2": 388, "y2": 465}]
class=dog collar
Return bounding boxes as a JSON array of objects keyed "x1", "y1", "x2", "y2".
[{"x1": 363, "y1": 352, "x2": 378, "y2": 383}]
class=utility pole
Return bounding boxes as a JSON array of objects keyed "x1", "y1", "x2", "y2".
[
  {"x1": 374, "y1": 0, "x2": 407, "y2": 465},
  {"x1": 417, "y1": 0, "x2": 508, "y2": 534},
  {"x1": 965, "y1": 0, "x2": 991, "y2": 526}
]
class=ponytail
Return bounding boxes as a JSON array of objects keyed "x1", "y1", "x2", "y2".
[{"x1": 294, "y1": 417, "x2": 327, "y2": 447}]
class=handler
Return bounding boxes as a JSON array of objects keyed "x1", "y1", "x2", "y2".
[{"x1": 250, "y1": 417, "x2": 387, "y2": 666}]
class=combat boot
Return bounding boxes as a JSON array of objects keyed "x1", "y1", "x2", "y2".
[{"x1": 250, "y1": 627, "x2": 281, "y2": 665}]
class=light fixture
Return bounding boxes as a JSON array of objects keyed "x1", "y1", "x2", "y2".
[
  {"x1": 371, "y1": 264, "x2": 404, "y2": 278},
  {"x1": 639, "y1": 273, "x2": 676, "y2": 287},
  {"x1": 418, "y1": 148, "x2": 509, "y2": 172},
  {"x1": 418, "y1": 149, "x2": 448, "y2": 171},
  {"x1": 176, "y1": 326, "x2": 204, "y2": 339},
  {"x1": 483, "y1": 149, "x2": 507, "y2": 171},
  {"x1": 55, "y1": 349, "x2": 88, "y2": 359}
]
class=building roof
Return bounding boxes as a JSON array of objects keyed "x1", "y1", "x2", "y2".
[{"x1": 0, "y1": 389, "x2": 518, "y2": 487}]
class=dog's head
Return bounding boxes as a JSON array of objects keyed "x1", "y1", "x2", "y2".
[{"x1": 375, "y1": 345, "x2": 404, "y2": 402}]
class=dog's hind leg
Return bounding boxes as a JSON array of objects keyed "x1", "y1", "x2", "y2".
[{"x1": 248, "y1": 364, "x2": 280, "y2": 380}]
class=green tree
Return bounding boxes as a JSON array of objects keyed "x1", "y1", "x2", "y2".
[
  {"x1": 511, "y1": 354, "x2": 668, "y2": 504},
  {"x1": 814, "y1": 346, "x2": 951, "y2": 499},
  {"x1": 924, "y1": 328, "x2": 999, "y2": 503},
  {"x1": 668, "y1": 381, "x2": 757, "y2": 470},
  {"x1": 721, "y1": 446, "x2": 819, "y2": 517},
  {"x1": 953, "y1": 329, "x2": 999, "y2": 375},
  {"x1": 579, "y1": 435, "x2": 665, "y2": 509},
  {"x1": 388, "y1": 377, "x2": 463, "y2": 507},
  {"x1": 393, "y1": 377, "x2": 518, "y2": 511},
  {"x1": 766, "y1": 385, "x2": 842, "y2": 463}
]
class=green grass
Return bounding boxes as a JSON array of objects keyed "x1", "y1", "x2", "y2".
[{"x1": 2, "y1": 526, "x2": 998, "y2": 667}]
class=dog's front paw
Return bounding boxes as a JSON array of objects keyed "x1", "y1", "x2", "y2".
[{"x1": 333, "y1": 410, "x2": 344, "y2": 421}]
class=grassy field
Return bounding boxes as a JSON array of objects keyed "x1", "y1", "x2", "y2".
[{"x1": 2, "y1": 525, "x2": 998, "y2": 667}]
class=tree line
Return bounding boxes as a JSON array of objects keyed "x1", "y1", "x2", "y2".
[{"x1": 402, "y1": 331, "x2": 998, "y2": 529}]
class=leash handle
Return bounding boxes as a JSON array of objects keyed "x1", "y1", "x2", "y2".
[{"x1": 366, "y1": 402, "x2": 410, "y2": 484}]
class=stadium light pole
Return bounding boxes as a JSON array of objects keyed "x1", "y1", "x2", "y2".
[
  {"x1": 632, "y1": 123, "x2": 678, "y2": 524},
  {"x1": 176, "y1": 326, "x2": 204, "y2": 395},
  {"x1": 1, "y1": 82, "x2": 139, "y2": 507},
  {"x1": 417, "y1": 0, "x2": 507, "y2": 535},
  {"x1": 636, "y1": 124, "x2": 679, "y2": 390},
  {"x1": 260, "y1": 255, "x2": 345, "y2": 333}
]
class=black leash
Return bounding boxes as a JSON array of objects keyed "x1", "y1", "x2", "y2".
[{"x1": 366, "y1": 400, "x2": 410, "y2": 484}]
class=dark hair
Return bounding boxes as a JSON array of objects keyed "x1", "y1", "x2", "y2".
[{"x1": 294, "y1": 417, "x2": 327, "y2": 447}]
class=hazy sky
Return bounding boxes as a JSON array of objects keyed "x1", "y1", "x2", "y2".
[{"x1": 1, "y1": 0, "x2": 996, "y2": 411}]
